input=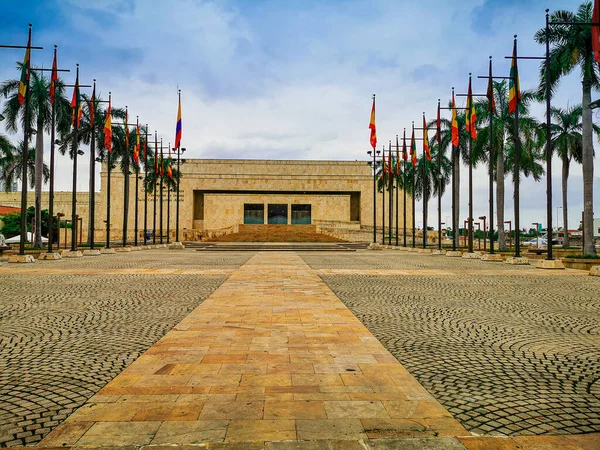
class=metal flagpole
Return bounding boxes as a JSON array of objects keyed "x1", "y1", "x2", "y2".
[
  {"x1": 70, "y1": 64, "x2": 81, "y2": 252},
  {"x1": 381, "y1": 144, "x2": 385, "y2": 245},
  {"x1": 395, "y1": 135, "x2": 399, "y2": 247},
  {"x1": 122, "y1": 107, "x2": 130, "y2": 248},
  {"x1": 437, "y1": 100, "x2": 442, "y2": 251},
  {"x1": 153, "y1": 131, "x2": 158, "y2": 244},
  {"x1": 134, "y1": 116, "x2": 139, "y2": 247},
  {"x1": 160, "y1": 138, "x2": 164, "y2": 244},
  {"x1": 144, "y1": 124, "x2": 149, "y2": 245},
  {"x1": 388, "y1": 140, "x2": 394, "y2": 245},
  {"x1": 106, "y1": 93, "x2": 112, "y2": 249},
  {"x1": 89, "y1": 80, "x2": 96, "y2": 250},
  {"x1": 176, "y1": 89, "x2": 182, "y2": 243},
  {"x1": 167, "y1": 143, "x2": 171, "y2": 244},
  {"x1": 403, "y1": 129, "x2": 407, "y2": 247}
]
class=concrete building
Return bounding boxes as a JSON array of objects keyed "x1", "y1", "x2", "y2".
[{"x1": 0, "y1": 159, "x2": 412, "y2": 242}]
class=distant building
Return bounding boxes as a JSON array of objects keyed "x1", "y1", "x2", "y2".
[{"x1": 594, "y1": 217, "x2": 600, "y2": 238}]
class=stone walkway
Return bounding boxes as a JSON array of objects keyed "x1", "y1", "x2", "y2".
[{"x1": 35, "y1": 251, "x2": 597, "y2": 449}]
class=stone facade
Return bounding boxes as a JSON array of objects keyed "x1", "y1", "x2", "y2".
[{"x1": 1, "y1": 159, "x2": 412, "y2": 242}]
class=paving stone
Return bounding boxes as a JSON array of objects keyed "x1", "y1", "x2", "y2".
[{"x1": 303, "y1": 251, "x2": 600, "y2": 437}]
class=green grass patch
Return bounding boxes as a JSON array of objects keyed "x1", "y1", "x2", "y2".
[{"x1": 564, "y1": 254, "x2": 600, "y2": 259}]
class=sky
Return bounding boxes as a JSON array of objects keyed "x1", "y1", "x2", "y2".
[{"x1": 0, "y1": 0, "x2": 598, "y2": 232}]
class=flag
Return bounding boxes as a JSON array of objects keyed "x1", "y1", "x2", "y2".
[
  {"x1": 437, "y1": 102, "x2": 441, "y2": 142},
  {"x1": 423, "y1": 115, "x2": 431, "y2": 161},
  {"x1": 154, "y1": 136, "x2": 158, "y2": 175},
  {"x1": 175, "y1": 96, "x2": 182, "y2": 149},
  {"x1": 104, "y1": 97, "x2": 112, "y2": 152},
  {"x1": 89, "y1": 84, "x2": 96, "y2": 127},
  {"x1": 508, "y1": 40, "x2": 521, "y2": 114},
  {"x1": 167, "y1": 144, "x2": 173, "y2": 179},
  {"x1": 410, "y1": 128, "x2": 417, "y2": 167},
  {"x1": 70, "y1": 72, "x2": 81, "y2": 127},
  {"x1": 388, "y1": 147, "x2": 393, "y2": 175},
  {"x1": 160, "y1": 144, "x2": 164, "y2": 176},
  {"x1": 134, "y1": 122, "x2": 140, "y2": 165},
  {"x1": 402, "y1": 129, "x2": 408, "y2": 162},
  {"x1": 451, "y1": 91, "x2": 459, "y2": 147},
  {"x1": 49, "y1": 48, "x2": 57, "y2": 105},
  {"x1": 144, "y1": 131, "x2": 147, "y2": 159},
  {"x1": 487, "y1": 60, "x2": 496, "y2": 114},
  {"x1": 369, "y1": 97, "x2": 377, "y2": 149},
  {"x1": 395, "y1": 135, "x2": 401, "y2": 175},
  {"x1": 125, "y1": 113, "x2": 129, "y2": 149},
  {"x1": 382, "y1": 145, "x2": 386, "y2": 175},
  {"x1": 594, "y1": 0, "x2": 600, "y2": 70},
  {"x1": 465, "y1": 78, "x2": 477, "y2": 139},
  {"x1": 17, "y1": 33, "x2": 31, "y2": 106}
]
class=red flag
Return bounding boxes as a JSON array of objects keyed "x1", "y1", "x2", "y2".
[
  {"x1": 89, "y1": 84, "x2": 95, "y2": 127},
  {"x1": 466, "y1": 78, "x2": 477, "y2": 140},
  {"x1": 369, "y1": 97, "x2": 377, "y2": 149},
  {"x1": 402, "y1": 129, "x2": 408, "y2": 162},
  {"x1": 451, "y1": 90, "x2": 459, "y2": 147},
  {"x1": 134, "y1": 122, "x2": 140, "y2": 165},
  {"x1": 49, "y1": 48, "x2": 57, "y2": 105},
  {"x1": 104, "y1": 97, "x2": 112, "y2": 152},
  {"x1": 18, "y1": 32, "x2": 31, "y2": 106},
  {"x1": 594, "y1": 0, "x2": 600, "y2": 70},
  {"x1": 423, "y1": 114, "x2": 431, "y2": 162}
]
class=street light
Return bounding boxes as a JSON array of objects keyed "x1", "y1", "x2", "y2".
[{"x1": 478, "y1": 216, "x2": 487, "y2": 251}]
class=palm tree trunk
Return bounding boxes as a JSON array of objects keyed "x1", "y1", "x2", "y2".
[
  {"x1": 33, "y1": 119, "x2": 44, "y2": 248},
  {"x1": 496, "y1": 146, "x2": 506, "y2": 251},
  {"x1": 562, "y1": 154, "x2": 570, "y2": 248},
  {"x1": 582, "y1": 76, "x2": 596, "y2": 255},
  {"x1": 452, "y1": 147, "x2": 460, "y2": 248}
]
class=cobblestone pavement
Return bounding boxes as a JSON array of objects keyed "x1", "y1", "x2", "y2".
[
  {"x1": 0, "y1": 251, "x2": 249, "y2": 447},
  {"x1": 301, "y1": 251, "x2": 600, "y2": 436}
]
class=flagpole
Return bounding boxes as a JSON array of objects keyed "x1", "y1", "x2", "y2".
[
  {"x1": 388, "y1": 139, "x2": 394, "y2": 245},
  {"x1": 70, "y1": 64, "x2": 80, "y2": 252},
  {"x1": 403, "y1": 129, "x2": 407, "y2": 247},
  {"x1": 89, "y1": 79, "x2": 96, "y2": 250},
  {"x1": 381, "y1": 144, "x2": 385, "y2": 245},
  {"x1": 19, "y1": 25, "x2": 33, "y2": 256},
  {"x1": 452, "y1": 88, "x2": 457, "y2": 251},
  {"x1": 545, "y1": 12, "x2": 553, "y2": 260},
  {"x1": 395, "y1": 135, "x2": 399, "y2": 247},
  {"x1": 144, "y1": 123, "x2": 149, "y2": 245},
  {"x1": 467, "y1": 73, "x2": 474, "y2": 254},
  {"x1": 48, "y1": 45, "x2": 57, "y2": 254},
  {"x1": 369, "y1": 94, "x2": 377, "y2": 244},
  {"x1": 134, "y1": 116, "x2": 140, "y2": 247},
  {"x1": 153, "y1": 131, "x2": 157, "y2": 245},
  {"x1": 176, "y1": 89, "x2": 182, "y2": 244},
  {"x1": 122, "y1": 106, "x2": 129, "y2": 248},
  {"x1": 513, "y1": 37, "x2": 521, "y2": 258},
  {"x1": 160, "y1": 137, "x2": 164, "y2": 244},
  {"x1": 437, "y1": 100, "x2": 442, "y2": 251},
  {"x1": 488, "y1": 58, "x2": 495, "y2": 255},
  {"x1": 106, "y1": 92, "x2": 112, "y2": 249},
  {"x1": 411, "y1": 122, "x2": 416, "y2": 248},
  {"x1": 422, "y1": 112, "x2": 428, "y2": 249}
]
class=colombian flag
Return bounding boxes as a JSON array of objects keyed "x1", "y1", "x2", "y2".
[
  {"x1": 49, "y1": 48, "x2": 57, "y2": 105},
  {"x1": 410, "y1": 127, "x2": 417, "y2": 167},
  {"x1": 369, "y1": 97, "x2": 377, "y2": 149},
  {"x1": 465, "y1": 78, "x2": 477, "y2": 140},
  {"x1": 154, "y1": 136, "x2": 159, "y2": 174},
  {"x1": 89, "y1": 84, "x2": 95, "y2": 127},
  {"x1": 104, "y1": 97, "x2": 112, "y2": 152},
  {"x1": 487, "y1": 59, "x2": 496, "y2": 114},
  {"x1": 508, "y1": 40, "x2": 521, "y2": 114},
  {"x1": 18, "y1": 33, "x2": 31, "y2": 106},
  {"x1": 134, "y1": 123, "x2": 140, "y2": 165},
  {"x1": 423, "y1": 115, "x2": 431, "y2": 162},
  {"x1": 451, "y1": 91, "x2": 459, "y2": 147},
  {"x1": 402, "y1": 129, "x2": 408, "y2": 162},
  {"x1": 70, "y1": 71, "x2": 82, "y2": 127},
  {"x1": 175, "y1": 96, "x2": 182, "y2": 149}
]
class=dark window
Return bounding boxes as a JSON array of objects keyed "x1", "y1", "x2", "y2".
[
  {"x1": 268, "y1": 204, "x2": 288, "y2": 224},
  {"x1": 244, "y1": 204, "x2": 264, "y2": 224},
  {"x1": 291, "y1": 204, "x2": 311, "y2": 224}
]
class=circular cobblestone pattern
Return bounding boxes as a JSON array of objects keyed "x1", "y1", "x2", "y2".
[
  {"x1": 302, "y1": 253, "x2": 600, "y2": 436},
  {"x1": 0, "y1": 251, "x2": 249, "y2": 447}
]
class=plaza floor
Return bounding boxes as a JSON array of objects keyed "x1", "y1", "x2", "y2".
[{"x1": 0, "y1": 248, "x2": 598, "y2": 449}]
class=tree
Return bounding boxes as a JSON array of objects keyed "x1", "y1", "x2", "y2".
[
  {"x1": 1, "y1": 66, "x2": 71, "y2": 247},
  {"x1": 535, "y1": 1, "x2": 599, "y2": 254},
  {"x1": 0, "y1": 141, "x2": 48, "y2": 194},
  {"x1": 473, "y1": 81, "x2": 544, "y2": 250},
  {"x1": 58, "y1": 95, "x2": 126, "y2": 243},
  {"x1": 549, "y1": 105, "x2": 583, "y2": 247}
]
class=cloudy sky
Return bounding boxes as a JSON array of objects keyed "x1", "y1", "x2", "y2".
[{"x1": 1, "y1": 0, "x2": 598, "y2": 232}]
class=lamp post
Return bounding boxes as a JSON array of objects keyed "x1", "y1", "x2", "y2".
[
  {"x1": 475, "y1": 222, "x2": 481, "y2": 250},
  {"x1": 478, "y1": 216, "x2": 487, "y2": 251}
]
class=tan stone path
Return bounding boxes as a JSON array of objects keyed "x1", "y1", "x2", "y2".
[{"x1": 38, "y1": 251, "x2": 598, "y2": 449}]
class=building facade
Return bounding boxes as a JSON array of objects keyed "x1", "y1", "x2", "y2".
[{"x1": 1, "y1": 159, "x2": 412, "y2": 242}]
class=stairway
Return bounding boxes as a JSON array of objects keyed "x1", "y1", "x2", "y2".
[
  {"x1": 184, "y1": 242, "x2": 368, "y2": 252},
  {"x1": 205, "y1": 224, "x2": 346, "y2": 243}
]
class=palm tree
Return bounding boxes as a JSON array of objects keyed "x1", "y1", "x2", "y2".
[
  {"x1": 0, "y1": 141, "x2": 49, "y2": 193},
  {"x1": 58, "y1": 96, "x2": 126, "y2": 243},
  {"x1": 473, "y1": 81, "x2": 544, "y2": 250},
  {"x1": 1, "y1": 66, "x2": 71, "y2": 247},
  {"x1": 535, "y1": 1, "x2": 598, "y2": 254},
  {"x1": 549, "y1": 105, "x2": 600, "y2": 247}
]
